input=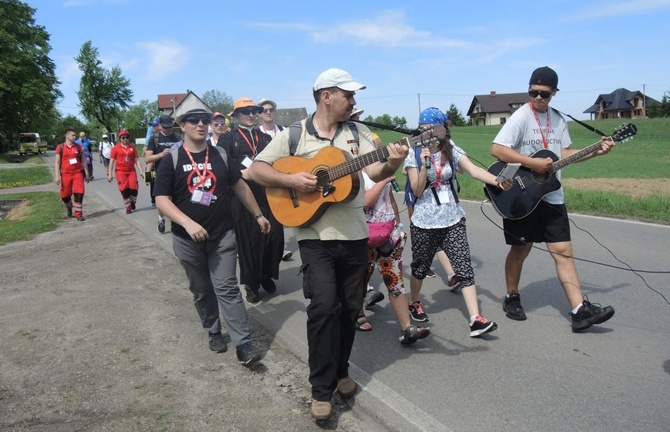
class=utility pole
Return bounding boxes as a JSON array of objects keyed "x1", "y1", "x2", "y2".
[
  {"x1": 417, "y1": 93, "x2": 422, "y2": 117},
  {"x1": 642, "y1": 84, "x2": 646, "y2": 116}
]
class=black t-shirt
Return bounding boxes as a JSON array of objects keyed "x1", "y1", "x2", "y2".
[
  {"x1": 147, "y1": 132, "x2": 181, "y2": 170},
  {"x1": 154, "y1": 144, "x2": 242, "y2": 241}
]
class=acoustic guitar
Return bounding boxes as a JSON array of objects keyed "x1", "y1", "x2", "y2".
[
  {"x1": 483, "y1": 123, "x2": 637, "y2": 220},
  {"x1": 266, "y1": 125, "x2": 446, "y2": 227}
]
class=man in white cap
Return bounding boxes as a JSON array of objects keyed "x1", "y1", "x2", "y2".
[
  {"x1": 98, "y1": 134, "x2": 114, "y2": 169},
  {"x1": 248, "y1": 68, "x2": 408, "y2": 420}
]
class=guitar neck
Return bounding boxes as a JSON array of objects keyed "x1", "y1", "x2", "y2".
[
  {"x1": 327, "y1": 137, "x2": 410, "y2": 181},
  {"x1": 550, "y1": 141, "x2": 602, "y2": 173}
]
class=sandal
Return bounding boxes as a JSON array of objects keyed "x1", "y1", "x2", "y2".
[{"x1": 355, "y1": 314, "x2": 373, "y2": 331}]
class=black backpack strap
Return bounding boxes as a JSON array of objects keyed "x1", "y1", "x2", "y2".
[{"x1": 288, "y1": 121, "x2": 302, "y2": 156}]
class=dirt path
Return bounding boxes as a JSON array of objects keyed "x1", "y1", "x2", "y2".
[
  {"x1": 562, "y1": 178, "x2": 670, "y2": 198},
  {"x1": 0, "y1": 192, "x2": 379, "y2": 431}
]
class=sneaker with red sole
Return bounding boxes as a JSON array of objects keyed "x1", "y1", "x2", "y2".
[{"x1": 469, "y1": 315, "x2": 498, "y2": 337}]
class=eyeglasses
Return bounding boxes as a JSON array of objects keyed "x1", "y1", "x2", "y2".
[
  {"x1": 213, "y1": 121, "x2": 226, "y2": 126},
  {"x1": 237, "y1": 108, "x2": 258, "y2": 116},
  {"x1": 120, "y1": 136, "x2": 129, "y2": 140},
  {"x1": 184, "y1": 116, "x2": 212, "y2": 125},
  {"x1": 528, "y1": 90, "x2": 553, "y2": 99},
  {"x1": 263, "y1": 108, "x2": 275, "y2": 113}
]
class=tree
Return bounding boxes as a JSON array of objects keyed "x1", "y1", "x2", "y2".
[
  {"x1": 201, "y1": 89, "x2": 234, "y2": 115},
  {"x1": 122, "y1": 100, "x2": 159, "y2": 130},
  {"x1": 75, "y1": 40, "x2": 133, "y2": 134},
  {"x1": 445, "y1": 103, "x2": 467, "y2": 127},
  {"x1": 0, "y1": 0, "x2": 61, "y2": 152},
  {"x1": 648, "y1": 91, "x2": 670, "y2": 118}
]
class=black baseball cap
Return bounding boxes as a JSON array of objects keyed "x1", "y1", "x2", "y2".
[{"x1": 529, "y1": 66, "x2": 559, "y2": 91}]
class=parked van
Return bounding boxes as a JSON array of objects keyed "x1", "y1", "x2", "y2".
[{"x1": 18, "y1": 133, "x2": 47, "y2": 155}]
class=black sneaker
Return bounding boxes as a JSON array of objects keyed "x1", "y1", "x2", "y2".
[
  {"x1": 409, "y1": 301, "x2": 429, "y2": 322},
  {"x1": 399, "y1": 325, "x2": 430, "y2": 345},
  {"x1": 76, "y1": 215, "x2": 85, "y2": 221},
  {"x1": 244, "y1": 285, "x2": 260, "y2": 303},
  {"x1": 130, "y1": 203, "x2": 136, "y2": 210},
  {"x1": 260, "y1": 278, "x2": 276, "y2": 294},
  {"x1": 570, "y1": 296, "x2": 615, "y2": 332},
  {"x1": 236, "y1": 341, "x2": 263, "y2": 366},
  {"x1": 66, "y1": 208, "x2": 73, "y2": 218},
  {"x1": 469, "y1": 315, "x2": 498, "y2": 337},
  {"x1": 447, "y1": 274, "x2": 461, "y2": 292},
  {"x1": 157, "y1": 219, "x2": 165, "y2": 233},
  {"x1": 503, "y1": 290, "x2": 527, "y2": 321},
  {"x1": 126, "y1": 209, "x2": 132, "y2": 214},
  {"x1": 425, "y1": 269, "x2": 436, "y2": 278},
  {"x1": 208, "y1": 332, "x2": 227, "y2": 353},
  {"x1": 364, "y1": 291, "x2": 385, "y2": 309}
]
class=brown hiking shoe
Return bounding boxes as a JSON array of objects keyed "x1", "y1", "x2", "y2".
[
  {"x1": 336, "y1": 376, "x2": 358, "y2": 398},
  {"x1": 310, "y1": 400, "x2": 332, "y2": 420}
]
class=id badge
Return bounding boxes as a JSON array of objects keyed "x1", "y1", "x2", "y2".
[
  {"x1": 436, "y1": 185, "x2": 450, "y2": 205},
  {"x1": 241, "y1": 156, "x2": 253, "y2": 168},
  {"x1": 191, "y1": 189, "x2": 213, "y2": 206},
  {"x1": 68, "y1": 157, "x2": 78, "y2": 165}
]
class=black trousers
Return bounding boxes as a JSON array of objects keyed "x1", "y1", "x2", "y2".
[{"x1": 298, "y1": 238, "x2": 368, "y2": 401}]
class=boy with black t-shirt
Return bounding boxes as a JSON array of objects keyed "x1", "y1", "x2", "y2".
[
  {"x1": 145, "y1": 115, "x2": 181, "y2": 232},
  {"x1": 154, "y1": 108, "x2": 269, "y2": 365}
]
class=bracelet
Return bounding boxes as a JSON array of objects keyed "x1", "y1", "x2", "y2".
[
  {"x1": 396, "y1": 222, "x2": 404, "y2": 228},
  {"x1": 254, "y1": 213, "x2": 263, "y2": 220}
]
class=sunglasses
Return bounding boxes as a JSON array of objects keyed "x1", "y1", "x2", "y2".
[
  {"x1": 263, "y1": 108, "x2": 275, "y2": 113},
  {"x1": 120, "y1": 136, "x2": 129, "y2": 140},
  {"x1": 237, "y1": 108, "x2": 259, "y2": 116},
  {"x1": 528, "y1": 90, "x2": 553, "y2": 99},
  {"x1": 213, "y1": 121, "x2": 226, "y2": 126},
  {"x1": 184, "y1": 116, "x2": 212, "y2": 125}
]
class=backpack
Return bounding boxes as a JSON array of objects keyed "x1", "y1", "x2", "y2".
[
  {"x1": 288, "y1": 119, "x2": 358, "y2": 155},
  {"x1": 404, "y1": 145, "x2": 460, "y2": 208}
]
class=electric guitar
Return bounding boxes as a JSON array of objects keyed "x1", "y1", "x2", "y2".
[
  {"x1": 266, "y1": 125, "x2": 446, "y2": 227},
  {"x1": 484, "y1": 123, "x2": 637, "y2": 220}
]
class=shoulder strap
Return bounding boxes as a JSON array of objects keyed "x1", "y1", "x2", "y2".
[
  {"x1": 346, "y1": 120, "x2": 359, "y2": 143},
  {"x1": 172, "y1": 145, "x2": 228, "y2": 171},
  {"x1": 288, "y1": 121, "x2": 302, "y2": 156}
]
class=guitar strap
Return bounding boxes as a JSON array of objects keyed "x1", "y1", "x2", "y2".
[
  {"x1": 289, "y1": 116, "x2": 359, "y2": 156},
  {"x1": 552, "y1": 108, "x2": 606, "y2": 136}
]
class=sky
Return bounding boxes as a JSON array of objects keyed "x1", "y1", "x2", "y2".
[{"x1": 29, "y1": 0, "x2": 670, "y2": 127}]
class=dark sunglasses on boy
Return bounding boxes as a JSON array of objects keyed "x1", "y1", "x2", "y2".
[
  {"x1": 528, "y1": 90, "x2": 553, "y2": 99},
  {"x1": 237, "y1": 108, "x2": 258, "y2": 116},
  {"x1": 184, "y1": 116, "x2": 212, "y2": 125}
]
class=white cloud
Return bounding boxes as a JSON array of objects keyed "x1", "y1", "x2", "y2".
[{"x1": 136, "y1": 40, "x2": 188, "y2": 80}]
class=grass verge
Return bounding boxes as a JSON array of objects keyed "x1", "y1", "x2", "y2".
[
  {"x1": 0, "y1": 192, "x2": 65, "y2": 245},
  {"x1": 0, "y1": 166, "x2": 52, "y2": 189}
]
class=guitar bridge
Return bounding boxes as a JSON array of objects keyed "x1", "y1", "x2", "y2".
[{"x1": 516, "y1": 177, "x2": 526, "y2": 191}]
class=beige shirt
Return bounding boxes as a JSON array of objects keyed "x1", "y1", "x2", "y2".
[{"x1": 254, "y1": 117, "x2": 376, "y2": 242}]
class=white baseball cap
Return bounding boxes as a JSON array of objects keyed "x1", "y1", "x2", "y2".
[{"x1": 313, "y1": 68, "x2": 366, "y2": 92}]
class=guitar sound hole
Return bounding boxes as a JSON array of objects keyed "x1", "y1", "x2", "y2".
[
  {"x1": 532, "y1": 172, "x2": 550, "y2": 184},
  {"x1": 313, "y1": 168, "x2": 329, "y2": 193}
]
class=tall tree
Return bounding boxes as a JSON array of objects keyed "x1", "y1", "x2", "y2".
[
  {"x1": 75, "y1": 41, "x2": 133, "y2": 134},
  {"x1": 122, "y1": 100, "x2": 159, "y2": 130},
  {"x1": 445, "y1": 103, "x2": 467, "y2": 127},
  {"x1": 648, "y1": 91, "x2": 670, "y2": 118},
  {"x1": 0, "y1": 0, "x2": 61, "y2": 152},
  {"x1": 201, "y1": 89, "x2": 234, "y2": 115}
]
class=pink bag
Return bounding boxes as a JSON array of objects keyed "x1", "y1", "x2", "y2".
[{"x1": 367, "y1": 220, "x2": 395, "y2": 248}]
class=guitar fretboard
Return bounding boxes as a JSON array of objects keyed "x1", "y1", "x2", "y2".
[{"x1": 326, "y1": 137, "x2": 411, "y2": 181}]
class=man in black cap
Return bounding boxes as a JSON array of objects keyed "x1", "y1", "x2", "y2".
[
  {"x1": 490, "y1": 66, "x2": 616, "y2": 332},
  {"x1": 145, "y1": 114, "x2": 181, "y2": 232}
]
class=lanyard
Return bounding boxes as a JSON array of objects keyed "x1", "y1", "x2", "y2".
[
  {"x1": 260, "y1": 124, "x2": 278, "y2": 137},
  {"x1": 184, "y1": 145, "x2": 209, "y2": 189},
  {"x1": 430, "y1": 153, "x2": 445, "y2": 187},
  {"x1": 529, "y1": 101, "x2": 551, "y2": 149},
  {"x1": 238, "y1": 129, "x2": 259, "y2": 157}
]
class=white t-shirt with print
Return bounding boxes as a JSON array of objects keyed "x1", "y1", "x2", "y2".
[
  {"x1": 493, "y1": 103, "x2": 571, "y2": 204},
  {"x1": 362, "y1": 172, "x2": 394, "y2": 223}
]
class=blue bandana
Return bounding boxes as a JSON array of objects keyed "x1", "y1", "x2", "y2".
[{"x1": 418, "y1": 107, "x2": 447, "y2": 125}]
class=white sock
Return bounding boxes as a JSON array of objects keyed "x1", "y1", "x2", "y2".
[
  {"x1": 158, "y1": 215, "x2": 164, "y2": 222},
  {"x1": 469, "y1": 315, "x2": 478, "y2": 324},
  {"x1": 571, "y1": 304, "x2": 582, "y2": 314}
]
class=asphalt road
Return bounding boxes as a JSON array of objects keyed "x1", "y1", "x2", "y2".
[{"x1": 68, "y1": 153, "x2": 670, "y2": 432}]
